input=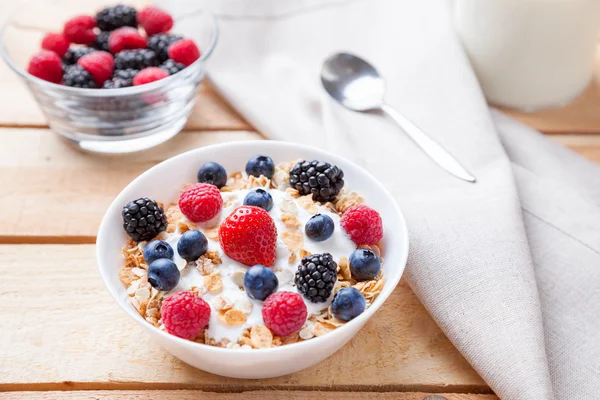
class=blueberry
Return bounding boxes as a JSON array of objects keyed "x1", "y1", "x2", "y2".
[
  {"x1": 177, "y1": 230, "x2": 208, "y2": 261},
  {"x1": 331, "y1": 287, "x2": 366, "y2": 321},
  {"x1": 349, "y1": 248, "x2": 381, "y2": 281},
  {"x1": 148, "y1": 259, "x2": 180, "y2": 291},
  {"x1": 305, "y1": 214, "x2": 334, "y2": 242},
  {"x1": 243, "y1": 188, "x2": 273, "y2": 211},
  {"x1": 143, "y1": 240, "x2": 174, "y2": 264},
  {"x1": 243, "y1": 265, "x2": 279, "y2": 301},
  {"x1": 245, "y1": 155, "x2": 275, "y2": 179},
  {"x1": 197, "y1": 162, "x2": 227, "y2": 188}
]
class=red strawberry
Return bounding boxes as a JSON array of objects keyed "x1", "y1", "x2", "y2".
[
  {"x1": 168, "y1": 39, "x2": 200, "y2": 66},
  {"x1": 137, "y1": 6, "x2": 174, "y2": 36},
  {"x1": 27, "y1": 50, "x2": 63, "y2": 84},
  {"x1": 63, "y1": 15, "x2": 96, "y2": 45},
  {"x1": 41, "y1": 33, "x2": 70, "y2": 58},
  {"x1": 78, "y1": 51, "x2": 114, "y2": 86},
  {"x1": 108, "y1": 27, "x2": 146, "y2": 53},
  {"x1": 219, "y1": 206, "x2": 277, "y2": 267}
]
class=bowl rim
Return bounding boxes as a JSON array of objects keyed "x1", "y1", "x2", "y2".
[
  {"x1": 0, "y1": 5, "x2": 219, "y2": 96},
  {"x1": 97, "y1": 140, "x2": 409, "y2": 354}
]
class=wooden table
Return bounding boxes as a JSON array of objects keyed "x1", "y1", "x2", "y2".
[{"x1": 2, "y1": 5, "x2": 600, "y2": 399}]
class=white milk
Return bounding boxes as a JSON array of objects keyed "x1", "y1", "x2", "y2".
[{"x1": 454, "y1": 0, "x2": 600, "y2": 110}]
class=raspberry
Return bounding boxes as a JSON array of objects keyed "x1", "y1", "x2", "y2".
[
  {"x1": 340, "y1": 205, "x2": 383, "y2": 245},
  {"x1": 161, "y1": 291, "x2": 210, "y2": 340},
  {"x1": 178, "y1": 183, "x2": 223, "y2": 223},
  {"x1": 137, "y1": 6, "x2": 174, "y2": 36},
  {"x1": 133, "y1": 67, "x2": 169, "y2": 86},
  {"x1": 168, "y1": 39, "x2": 200, "y2": 67},
  {"x1": 41, "y1": 33, "x2": 70, "y2": 58},
  {"x1": 219, "y1": 206, "x2": 277, "y2": 267},
  {"x1": 63, "y1": 15, "x2": 96, "y2": 45},
  {"x1": 27, "y1": 50, "x2": 63, "y2": 84},
  {"x1": 262, "y1": 292, "x2": 308, "y2": 337},
  {"x1": 78, "y1": 51, "x2": 114, "y2": 86},
  {"x1": 108, "y1": 27, "x2": 146, "y2": 54}
]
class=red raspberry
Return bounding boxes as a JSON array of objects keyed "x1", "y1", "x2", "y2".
[
  {"x1": 41, "y1": 33, "x2": 70, "y2": 58},
  {"x1": 262, "y1": 292, "x2": 308, "y2": 337},
  {"x1": 168, "y1": 39, "x2": 200, "y2": 67},
  {"x1": 178, "y1": 183, "x2": 223, "y2": 222},
  {"x1": 161, "y1": 291, "x2": 211, "y2": 339},
  {"x1": 27, "y1": 50, "x2": 63, "y2": 84},
  {"x1": 340, "y1": 205, "x2": 384, "y2": 245},
  {"x1": 219, "y1": 206, "x2": 277, "y2": 267},
  {"x1": 78, "y1": 51, "x2": 114, "y2": 86},
  {"x1": 133, "y1": 67, "x2": 169, "y2": 86},
  {"x1": 63, "y1": 15, "x2": 96, "y2": 45},
  {"x1": 108, "y1": 27, "x2": 146, "y2": 54},
  {"x1": 137, "y1": 6, "x2": 174, "y2": 36}
]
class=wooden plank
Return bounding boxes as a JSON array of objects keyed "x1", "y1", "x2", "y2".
[
  {"x1": 0, "y1": 391, "x2": 499, "y2": 400},
  {"x1": 1, "y1": 129, "x2": 599, "y2": 241},
  {"x1": 0, "y1": 244, "x2": 486, "y2": 392},
  {"x1": 0, "y1": 129, "x2": 261, "y2": 241}
]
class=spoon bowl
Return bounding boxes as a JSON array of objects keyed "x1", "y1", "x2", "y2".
[{"x1": 321, "y1": 53, "x2": 385, "y2": 111}]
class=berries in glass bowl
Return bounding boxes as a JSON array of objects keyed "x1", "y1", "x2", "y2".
[{"x1": 0, "y1": 1, "x2": 218, "y2": 153}]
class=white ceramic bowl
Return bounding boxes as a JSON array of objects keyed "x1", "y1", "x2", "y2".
[{"x1": 97, "y1": 140, "x2": 409, "y2": 379}]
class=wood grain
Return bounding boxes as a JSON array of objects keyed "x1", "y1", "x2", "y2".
[
  {"x1": 0, "y1": 391, "x2": 499, "y2": 400},
  {"x1": 0, "y1": 129, "x2": 598, "y2": 241},
  {"x1": 0, "y1": 244, "x2": 486, "y2": 392}
]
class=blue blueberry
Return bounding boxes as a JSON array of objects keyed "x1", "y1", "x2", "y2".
[
  {"x1": 148, "y1": 259, "x2": 180, "y2": 291},
  {"x1": 349, "y1": 248, "x2": 381, "y2": 281},
  {"x1": 245, "y1": 155, "x2": 275, "y2": 179},
  {"x1": 305, "y1": 214, "x2": 334, "y2": 242},
  {"x1": 243, "y1": 188, "x2": 273, "y2": 211},
  {"x1": 143, "y1": 240, "x2": 174, "y2": 264},
  {"x1": 197, "y1": 162, "x2": 227, "y2": 188},
  {"x1": 331, "y1": 287, "x2": 366, "y2": 321},
  {"x1": 243, "y1": 265, "x2": 279, "y2": 301},
  {"x1": 177, "y1": 230, "x2": 208, "y2": 261}
]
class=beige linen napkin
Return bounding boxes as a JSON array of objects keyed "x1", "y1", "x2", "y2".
[{"x1": 161, "y1": 0, "x2": 600, "y2": 398}]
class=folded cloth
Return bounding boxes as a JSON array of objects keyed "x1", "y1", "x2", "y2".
[{"x1": 161, "y1": 0, "x2": 600, "y2": 398}]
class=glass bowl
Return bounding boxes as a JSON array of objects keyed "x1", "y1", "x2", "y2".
[{"x1": 0, "y1": 1, "x2": 218, "y2": 154}]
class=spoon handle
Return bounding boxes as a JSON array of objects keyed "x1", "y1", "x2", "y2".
[{"x1": 381, "y1": 103, "x2": 477, "y2": 183}]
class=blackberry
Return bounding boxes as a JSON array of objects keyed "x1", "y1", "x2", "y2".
[
  {"x1": 93, "y1": 31, "x2": 111, "y2": 52},
  {"x1": 122, "y1": 197, "x2": 168, "y2": 242},
  {"x1": 96, "y1": 5, "x2": 137, "y2": 31},
  {"x1": 103, "y1": 78, "x2": 130, "y2": 89},
  {"x1": 289, "y1": 160, "x2": 344, "y2": 203},
  {"x1": 114, "y1": 49, "x2": 159, "y2": 70},
  {"x1": 147, "y1": 33, "x2": 182, "y2": 62},
  {"x1": 63, "y1": 65, "x2": 96, "y2": 88},
  {"x1": 63, "y1": 46, "x2": 94, "y2": 65},
  {"x1": 160, "y1": 59, "x2": 185, "y2": 75},
  {"x1": 295, "y1": 253, "x2": 338, "y2": 303}
]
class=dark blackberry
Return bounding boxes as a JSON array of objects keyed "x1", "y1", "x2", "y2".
[
  {"x1": 289, "y1": 160, "x2": 345, "y2": 203},
  {"x1": 114, "y1": 49, "x2": 159, "y2": 70},
  {"x1": 295, "y1": 253, "x2": 338, "y2": 303},
  {"x1": 96, "y1": 5, "x2": 137, "y2": 31},
  {"x1": 93, "y1": 31, "x2": 111, "y2": 52},
  {"x1": 63, "y1": 65, "x2": 96, "y2": 88},
  {"x1": 160, "y1": 59, "x2": 185, "y2": 75},
  {"x1": 122, "y1": 197, "x2": 168, "y2": 242},
  {"x1": 114, "y1": 68, "x2": 139, "y2": 83},
  {"x1": 103, "y1": 78, "x2": 130, "y2": 89},
  {"x1": 147, "y1": 33, "x2": 182, "y2": 62},
  {"x1": 63, "y1": 46, "x2": 95, "y2": 65}
]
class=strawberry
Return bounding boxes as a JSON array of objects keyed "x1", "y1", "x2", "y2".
[{"x1": 219, "y1": 206, "x2": 277, "y2": 267}]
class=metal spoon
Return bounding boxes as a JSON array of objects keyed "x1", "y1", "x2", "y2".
[{"x1": 321, "y1": 52, "x2": 476, "y2": 183}]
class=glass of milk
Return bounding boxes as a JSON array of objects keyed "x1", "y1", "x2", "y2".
[{"x1": 454, "y1": 0, "x2": 600, "y2": 111}]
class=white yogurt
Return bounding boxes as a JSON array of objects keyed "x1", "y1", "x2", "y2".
[{"x1": 166, "y1": 184, "x2": 356, "y2": 344}]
